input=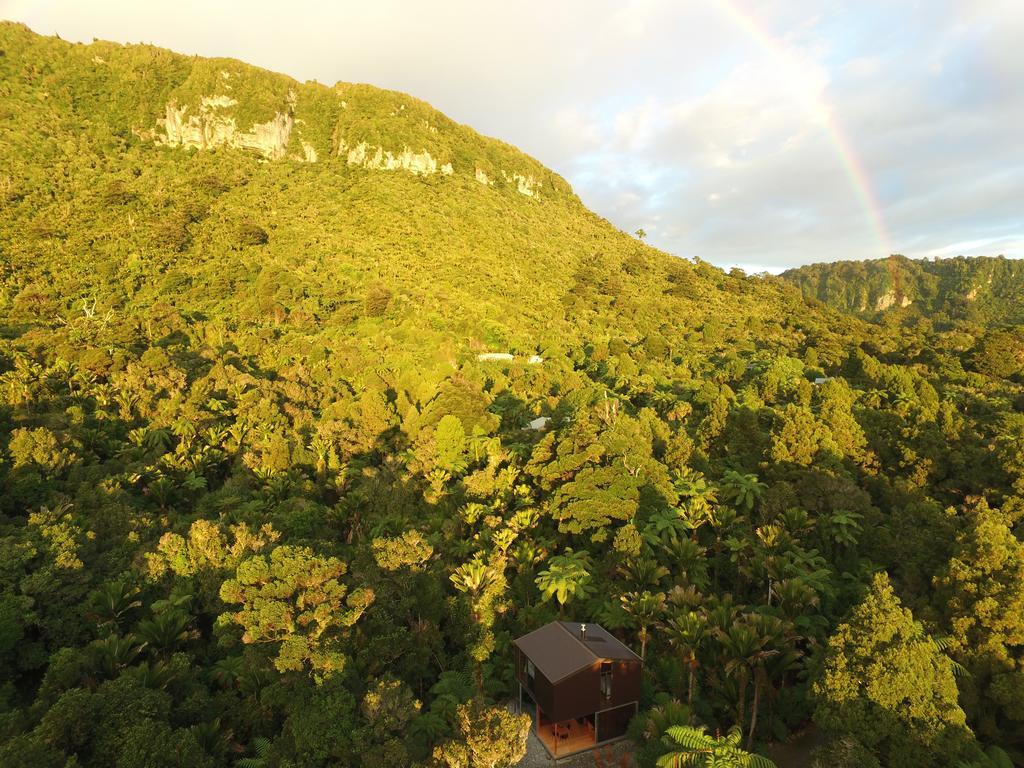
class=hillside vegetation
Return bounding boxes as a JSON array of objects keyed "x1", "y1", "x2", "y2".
[
  {"x1": 782, "y1": 254, "x2": 1024, "y2": 324},
  {"x1": 1, "y1": 23, "x2": 1023, "y2": 768}
]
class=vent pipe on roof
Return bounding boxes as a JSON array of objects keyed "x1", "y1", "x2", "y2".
[{"x1": 580, "y1": 623, "x2": 587, "y2": 639}]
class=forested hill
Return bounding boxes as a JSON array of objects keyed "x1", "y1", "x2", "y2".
[
  {"x1": 1, "y1": 22, "x2": 1023, "y2": 768},
  {"x1": 0, "y1": 20, "x2": 841, "y2": 380},
  {"x1": 781, "y1": 254, "x2": 1024, "y2": 324}
]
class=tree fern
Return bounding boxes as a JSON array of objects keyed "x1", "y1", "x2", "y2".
[
  {"x1": 657, "y1": 725, "x2": 777, "y2": 768},
  {"x1": 237, "y1": 736, "x2": 273, "y2": 768}
]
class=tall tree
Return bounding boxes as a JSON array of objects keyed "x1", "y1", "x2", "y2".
[
  {"x1": 934, "y1": 501, "x2": 1024, "y2": 744},
  {"x1": 219, "y1": 545, "x2": 374, "y2": 680},
  {"x1": 433, "y1": 700, "x2": 530, "y2": 768},
  {"x1": 620, "y1": 590, "x2": 665, "y2": 661},
  {"x1": 718, "y1": 619, "x2": 777, "y2": 745},
  {"x1": 451, "y1": 554, "x2": 508, "y2": 692},
  {"x1": 813, "y1": 573, "x2": 974, "y2": 767},
  {"x1": 665, "y1": 610, "x2": 708, "y2": 709}
]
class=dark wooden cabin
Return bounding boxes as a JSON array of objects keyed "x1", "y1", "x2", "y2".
[{"x1": 513, "y1": 621, "x2": 642, "y2": 758}]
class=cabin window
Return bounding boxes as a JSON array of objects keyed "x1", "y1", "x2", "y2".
[
  {"x1": 525, "y1": 659, "x2": 535, "y2": 689},
  {"x1": 600, "y1": 661, "x2": 613, "y2": 699}
]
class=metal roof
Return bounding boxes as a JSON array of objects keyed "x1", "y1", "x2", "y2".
[{"x1": 513, "y1": 621, "x2": 642, "y2": 683}]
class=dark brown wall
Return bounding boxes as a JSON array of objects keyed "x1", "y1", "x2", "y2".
[
  {"x1": 597, "y1": 702, "x2": 635, "y2": 742},
  {"x1": 550, "y1": 659, "x2": 642, "y2": 722},
  {"x1": 517, "y1": 648, "x2": 642, "y2": 723},
  {"x1": 607, "y1": 659, "x2": 642, "y2": 706},
  {"x1": 516, "y1": 647, "x2": 556, "y2": 717},
  {"x1": 551, "y1": 664, "x2": 599, "y2": 722}
]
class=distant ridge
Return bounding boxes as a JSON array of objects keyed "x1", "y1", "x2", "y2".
[{"x1": 781, "y1": 254, "x2": 1024, "y2": 324}]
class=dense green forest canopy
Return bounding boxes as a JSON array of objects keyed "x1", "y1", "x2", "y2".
[
  {"x1": 0, "y1": 22, "x2": 1022, "y2": 768},
  {"x1": 782, "y1": 254, "x2": 1024, "y2": 325}
]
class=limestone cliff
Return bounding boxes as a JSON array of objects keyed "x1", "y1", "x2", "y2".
[
  {"x1": 874, "y1": 291, "x2": 913, "y2": 311},
  {"x1": 339, "y1": 140, "x2": 453, "y2": 176},
  {"x1": 153, "y1": 95, "x2": 546, "y2": 196},
  {"x1": 501, "y1": 171, "x2": 541, "y2": 197},
  {"x1": 158, "y1": 95, "x2": 300, "y2": 161}
]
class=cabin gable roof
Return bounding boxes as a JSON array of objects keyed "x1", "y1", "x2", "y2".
[{"x1": 513, "y1": 621, "x2": 641, "y2": 684}]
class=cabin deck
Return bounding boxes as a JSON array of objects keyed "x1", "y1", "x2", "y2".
[{"x1": 536, "y1": 717, "x2": 597, "y2": 758}]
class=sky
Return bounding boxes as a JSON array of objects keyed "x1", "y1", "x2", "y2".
[{"x1": 3, "y1": 0, "x2": 1022, "y2": 272}]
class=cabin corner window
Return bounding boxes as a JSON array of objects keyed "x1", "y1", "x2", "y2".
[
  {"x1": 525, "y1": 659, "x2": 535, "y2": 689},
  {"x1": 600, "y1": 661, "x2": 613, "y2": 699}
]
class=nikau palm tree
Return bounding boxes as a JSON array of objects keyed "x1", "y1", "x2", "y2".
[
  {"x1": 535, "y1": 548, "x2": 593, "y2": 616},
  {"x1": 450, "y1": 557, "x2": 498, "y2": 621},
  {"x1": 666, "y1": 610, "x2": 708, "y2": 709},
  {"x1": 620, "y1": 590, "x2": 665, "y2": 661},
  {"x1": 617, "y1": 556, "x2": 670, "y2": 589},
  {"x1": 136, "y1": 609, "x2": 193, "y2": 655},
  {"x1": 87, "y1": 579, "x2": 142, "y2": 632},
  {"x1": 718, "y1": 621, "x2": 777, "y2": 747},
  {"x1": 721, "y1": 471, "x2": 766, "y2": 514},
  {"x1": 673, "y1": 470, "x2": 719, "y2": 524}
]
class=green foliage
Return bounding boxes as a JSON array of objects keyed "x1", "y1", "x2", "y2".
[
  {"x1": 934, "y1": 501, "x2": 1024, "y2": 741},
  {"x1": 436, "y1": 414, "x2": 469, "y2": 475},
  {"x1": 813, "y1": 573, "x2": 973, "y2": 766},
  {"x1": 971, "y1": 331, "x2": 1023, "y2": 380},
  {"x1": 782, "y1": 254, "x2": 1024, "y2": 326},
  {"x1": 219, "y1": 545, "x2": 374, "y2": 680},
  {"x1": 770, "y1": 405, "x2": 828, "y2": 466},
  {"x1": 535, "y1": 548, "x2": 593, "y2": 609},
  {"x1": 236, "y1": 221, "x2": 269, "y2": 247},
  {"x1": 372, "y1": 530, "x2": 433, "y2": 571},
  {"x1": 657, "y1": 724, "x2": 777, "y2": 767},
  {"x1": 0, "y1": 21, "x2": 1023, "y2": 767},
  {"x1": 433, "y1": 700, "x2": 530, "y2": 768}
]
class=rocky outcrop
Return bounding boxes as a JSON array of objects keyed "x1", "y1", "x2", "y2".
[
  {"x1": 158, "y1": 95, "x2": 297, "y2": 161},
  {"x1": 501, "y1": 171, "x2": 541, "y2": 197},
  {"x1": 474, "y1": 167, "x2": 541, "y2": 197},
  {"x1": 874, "y1": 291, "x2": 913, "y2": 311},
  {"x1": 339, "y1": 140, "x2": 453, "y2": 176},
  {"x1": 154, "y1": 96, "x2": 543, "y2": 189}
]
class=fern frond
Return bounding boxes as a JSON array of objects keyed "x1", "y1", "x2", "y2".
[
  {"x1": 254, "y1": 737, "x2": 272, "y2": 757},
  {"x1": 664, "y1": 725, "x2": 717, "y2": 749},
  {"x1": 985, "y1": 746, "x2": 1014, "y2": 768},
  {"x1": 950, "y1": 658, "x2": 972, "y2": 678},
  {"x1": 655, "y1": 753, "x2": 702, "y2": 768}
]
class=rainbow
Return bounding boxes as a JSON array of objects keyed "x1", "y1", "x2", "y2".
[{"x1": 712, "y1": 0, "x2": 893, "y2": 257}]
